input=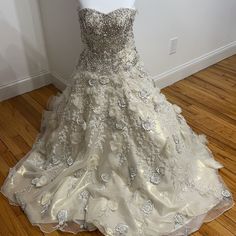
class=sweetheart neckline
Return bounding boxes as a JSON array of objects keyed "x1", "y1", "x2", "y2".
[{"x1": 78, "y1": 7, "x2": 137, "y2": 15}]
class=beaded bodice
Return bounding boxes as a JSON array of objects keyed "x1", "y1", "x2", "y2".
[{"x1": 77, "y1": 8, "x2": 143, "y2": 74}]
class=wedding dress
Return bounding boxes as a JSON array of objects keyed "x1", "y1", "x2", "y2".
[{"x1": 1, "y1": 7, "x2": 234, "y2": 236}]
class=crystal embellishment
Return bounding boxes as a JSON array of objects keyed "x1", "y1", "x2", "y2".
[
  {"x1": 141, "y1": 200, "x2": 154, "y2": 216},
  {"x1": 142, "y1": 117, "x2": 154, "y2": 131},
  {"x1": 57, "y1": 209, "x2": 68, "y2": 226},
  {"x1": 115, "y1": 121, "x2": 126, "y2": 130},
  {"x1": 115, "y1": 223, "x2": 129, "y2": 235},
  {"x1": 118, "y1": 98, "x2": 127, "y2": 108},
  {"x1": 79, "y1": 190, "x2": 90, "y2": 200},
  {"x1": 222, "y1": 189, "x2": 231, "y2": 199},
  {"x1": 139, "y1": 89, "x2": 150, "y2": 101},
  {"x1": 150, "y1": 173, "x2": 161, "y2": 185},
  {"x1": 67, "y1": 157, "x2": 74, "y2": 166}
]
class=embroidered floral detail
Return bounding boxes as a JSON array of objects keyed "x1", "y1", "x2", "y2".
[
  {"x1": 115, "y1": 223, "x2": 129, "y2": 235},
  {"x1": 141, "y1": 200, "x2": 154, "y2": 216}
]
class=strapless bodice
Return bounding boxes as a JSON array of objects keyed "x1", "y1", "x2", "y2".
[{"x1": 76, "y1": 7, "x2": 147, "y2": 76}]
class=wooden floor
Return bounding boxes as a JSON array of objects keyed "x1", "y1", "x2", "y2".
[{"x1": 0, "y1": 55, "x2": 235, "y2": 236}]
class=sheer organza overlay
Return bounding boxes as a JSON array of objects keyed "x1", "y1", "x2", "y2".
[{"x1": 1, "y1": 7, "x2": 234, "y2": 236}]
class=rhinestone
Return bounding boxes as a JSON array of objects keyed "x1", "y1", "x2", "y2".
[
  {"x1": 99, "y1": 76, "x2": 110, "y2": 85},
  {"x1": 139, "y1": 89, "x2": 150, "y2": 100},
  {"x1": 150, "y1": 173, "x2": 161, "y2": 185},
  {"x1": 67, "y1": 157, "x2": 74, "y2": 166},
  {"x1": 88, "y1": 78, "x2": 96, "y2": 86},
  {"x1": 174, "y1": 213, "x2": 185, "y2": 225},
  {"x1": 57, "y1": 209, "x2": 68, "y2": 226},
  {"x1": 156, "y1": 167, "x2": 165, "y2": 176},
  {"x1": 101, "y1": 173, "x2": 110, "y2": 183},
  {"x1": 222, "y1": 189, "x2": 231, "y2": 198},
  {"x1": 115, "y1": 223, "x2": 129, "y2": 234},
  {"x1": 115, "y1": 121, "x2": 126, "y2": 130},
  {"x1": 79, "y1": 190, "x2": 90, "y2": 200},
  {"x1": 142, "y1": 119, "x2": 153, "y2": 131},
  {"x1": 141, "y1": 200, "x2": 153, "y2": 215},
  {"x1": 118, "y1": 98, "x2": 127, "y2": 108}
]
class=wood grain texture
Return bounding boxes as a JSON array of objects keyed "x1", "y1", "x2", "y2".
[{"x1": 0, "y1": 55, "x2": 235, "y2": 235}]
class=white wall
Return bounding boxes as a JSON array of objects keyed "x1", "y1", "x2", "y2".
[
  {"x1": 0, "y1": 0, "x2": 50, "y2": 101},
  {"x1": 39, "y1": 0, "x2": 236, "y2": 89},
  {"x1": 38, "y1": 0, "x2": 81, "y2": 90}
]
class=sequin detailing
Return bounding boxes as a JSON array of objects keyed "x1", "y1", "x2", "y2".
[
  {"x1": 77, "y1": 8, "x2": 144, "y2": 75},
  {"x1": 115, "y1": 223, "x2": 129, "y2": 235},
  {"x1": 57, "y1": 209, "x2": 68, "y2": 226}
]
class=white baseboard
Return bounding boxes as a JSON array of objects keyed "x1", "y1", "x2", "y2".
[
  {"x1": 153, "y1": 41, "x2": 236, "y2": 89},
  {"x1": 0, "y1": 71, "x2": 52, "y2": 102},
  {"x1": 51, "y1": 71, "x2": 68, "y2": 91}
]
